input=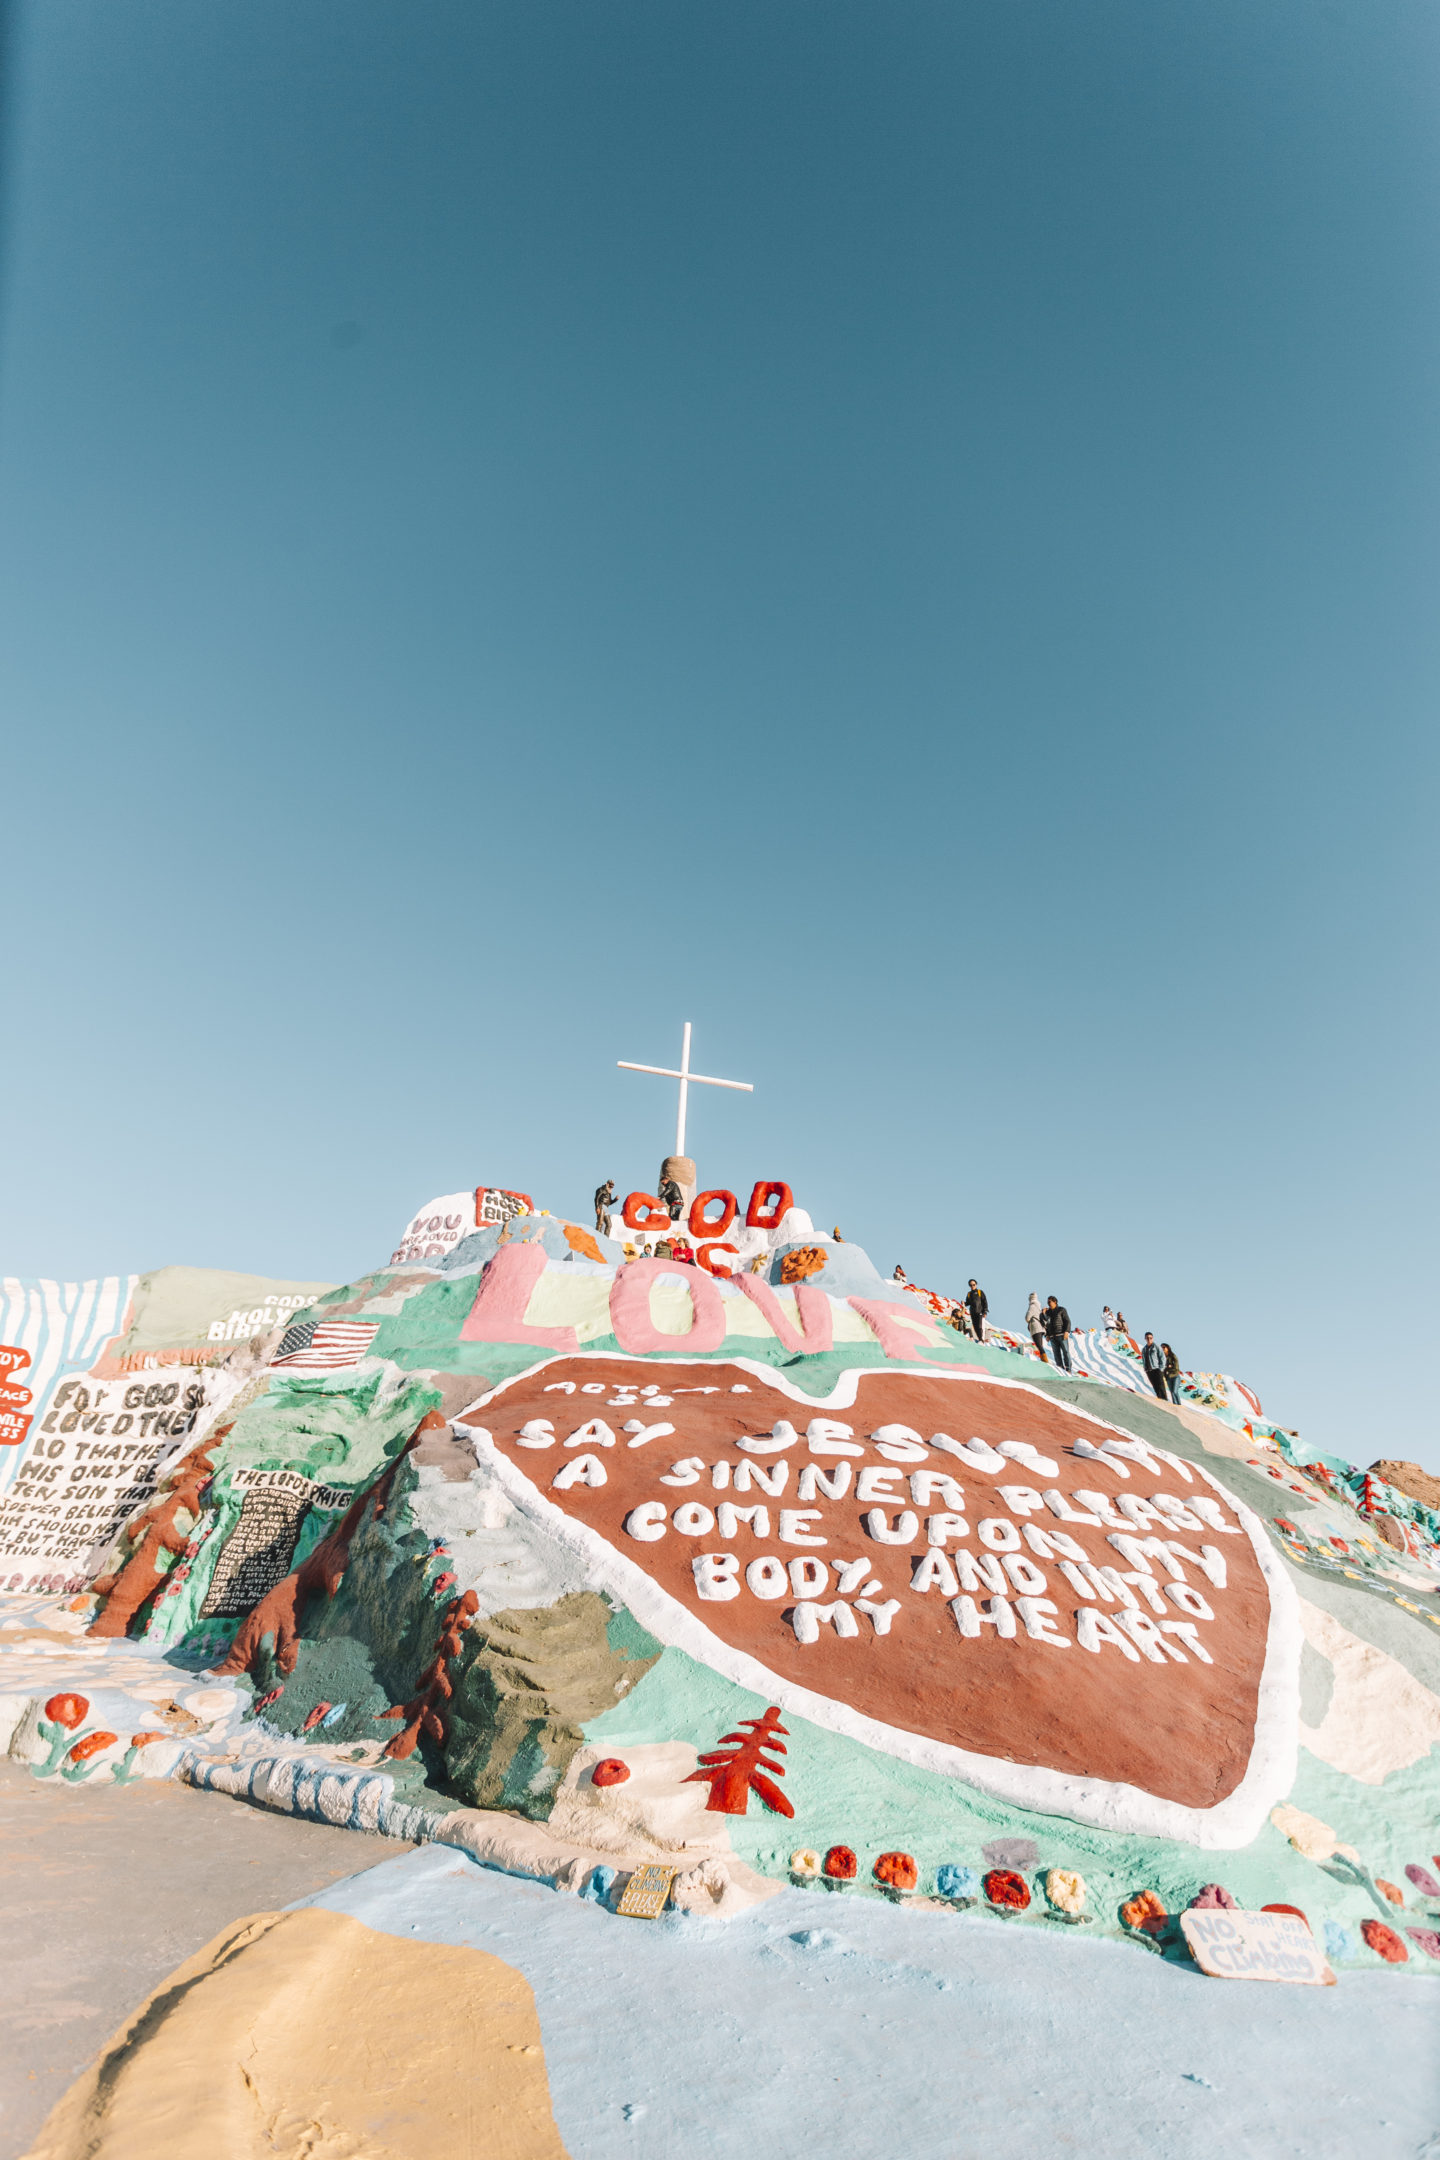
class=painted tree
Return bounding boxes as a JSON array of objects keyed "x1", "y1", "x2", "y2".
[
  {"x1": 87, "y1": 1427, "x2": 229, "y2": 1639},
  {"x1": 379, "y1": 1589, "x2": 480, "y2": 1759},
  {"x1": 685, "y1": 1706, "x2": 793, "y2": 1817}
]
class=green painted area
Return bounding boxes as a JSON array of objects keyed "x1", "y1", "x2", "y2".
[
  {"x1": 369, "y1": 1278, "x2": 487, "y2": 1364},
  {"x1": 220, "y1": 1367, "x2": 441, "y2": 1479},
  {"x1": 202, "y1": 1452, "x2": 666, "y2": 1816},
  {"x1": 584, "y1": 1647, "x2": 1436, "y2": 1962},
  {"x1": 131, "y1": 1366, "x2": 441, "y2": 1647},
  {"x1": 86, "y1": 1237, "x2": 1440, "y2": 1981},
  {"x1": 248, "y1": 1633, "x2": 393, "y2": 1745}
]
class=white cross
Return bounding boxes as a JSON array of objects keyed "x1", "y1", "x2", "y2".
[{"x1": 617, "y1": 1022, "x2": 754, "y2": 1160}]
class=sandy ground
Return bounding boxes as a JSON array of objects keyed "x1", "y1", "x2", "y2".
[
  {"x1": 5, "y1": 1757, "x2": 1439, "y2": 2160},
  {"x1": 314, "y1": 1842, "x2": 1440, "y2": 2160},
  {"x1": 0, "y1": 1759, "x2": 403, "y2": 2158}
]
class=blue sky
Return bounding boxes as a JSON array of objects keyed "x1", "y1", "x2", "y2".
[{"x1": 0, "y1": 0, "x2": 1435, "y2": 1467}]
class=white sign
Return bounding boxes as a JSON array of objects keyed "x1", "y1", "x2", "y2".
[
  {"x1": 1181, "y1": 1908, "x2": 1334, "y2": 1985},
  {"x1": 0, "y1": 1365, "x2": 240, "y2": 1588}
]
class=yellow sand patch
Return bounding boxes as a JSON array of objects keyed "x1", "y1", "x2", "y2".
[{"x1": 25, "y1": 1906, "x2": 569, "y2": 2160}]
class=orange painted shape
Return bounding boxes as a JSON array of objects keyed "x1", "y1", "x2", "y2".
[
  {"x1": 745, "y1": 1181, "x2": 793, "y2": 1231},
  {"x1": 874, "y1": 1851, "x2": 918, "y2": 1891},
  {"x1": 688, "y1": 1189, "x2": 738, "y2": 1239},
  {"x1": 623, "y1": 1192, "x2": 671, "y2": 1233},
  {"x1": 695, "y1": 1242, "x2": 739, "y2": 1278},
  {"x1": 68, "y1": 1730, "x2": 119, "y2": 1764}
]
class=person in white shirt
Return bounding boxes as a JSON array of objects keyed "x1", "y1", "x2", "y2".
[{"x1": 1025, "y1": 1292, "x2": 1047, "y2": 1362}]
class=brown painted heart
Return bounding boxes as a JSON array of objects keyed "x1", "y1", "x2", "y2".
[{"x1": 470, "y1": 1355, "x2": 1293, "y2": 1840}]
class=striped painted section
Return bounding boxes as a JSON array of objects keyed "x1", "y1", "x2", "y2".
[
  {"x1": 179, "y1": 1746, "x2": 435, "y2": 1842},
  {"x1": 1067, "y1": 1329, "x2": 1153, "y2": 1397},
  {"x1": 0, "y1": 1275, "x2": 137, "y2": 1497}
]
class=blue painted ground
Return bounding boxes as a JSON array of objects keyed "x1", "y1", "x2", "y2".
[{"x1": 301, "y1": 1846, "x2": 1440, "y2": 2159}]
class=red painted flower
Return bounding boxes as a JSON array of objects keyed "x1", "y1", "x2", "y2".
[
  {"x1": 984, "y1": 1869, "x2": 1031, "y2": 1911},
  {"x1": 67, "y1": 1730, "x2": 118, "y2": 1764},
  {"x1": 1405, "y1": 1928, "x2": 1440, "y2": 1961},
  {"x1": 1376, "y1": 1878, "x2": 1405, "y2": 1906},
  {"x1": 432, "y1": 1572, "x2": 457, "y2": 1596},
  {"x1": 1362, "y1": 1919, "x2": 1408, "y2": 1964},
  {"x1": 591, "y1": 1758, "x2": 630, "y2": 1787},
  {"x1": 1261, "y1": 1904, "x2": 1310, "y2": 1930},
  {"x1": 45, "y1": 1693, "x2": 88, "y2": 1730},
  {"x1": 301, "y1": 1702, "x2": 334, "y2": 1733},
  {"x1": 873, "y1": 1851, "x2": 918, "y2": 1892},
  {"x1": 823, "y1": 1845, "x2": 857, "y2": 1880},
  {"x1": 129, "y1": 1731, "x2": 167, "y2": 1749}
]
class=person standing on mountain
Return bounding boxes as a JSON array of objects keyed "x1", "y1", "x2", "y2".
[
  {"x1": 965, "y1": 1280, "x2": 989, "y2": 1344},
  {"x1": 1162, "y1": 1343, "x2": 1182, "y2": 1405},
  {"x1": 1025, "y1": 1292, "x2": 1048, "y2": 1362},
  {"x1": 1141, "y1": 1332, "x2": 1167, "y2": 1399},
  {"x1": 1044, "y1": 1296, "x2": 1073, "y2": 1372},
  {"x1": 659, "y1": 1173, "x2": 685, "y2": 1222},
  {"x1": 594, "y1": 1179, "x2": 617, "y2": 1237}
]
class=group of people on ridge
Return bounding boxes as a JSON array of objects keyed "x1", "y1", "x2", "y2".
[
  {"x1": 1017, "y1": 1293, "x2": 1182, "y2": 1400},
  {"x1": 942, "y1": 1281, "x2": 1184, "y2": 1402},
  {"x1": 595, "y1": 1177, "x2": 1188, "y2": 1407}
]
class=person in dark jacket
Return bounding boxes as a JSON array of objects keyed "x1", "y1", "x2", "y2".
[
  {"x1": 1141, "y1": 1332, "x2": 1167, "y2": 1399},
  {"x1": 1043, "y1": 1296, "x2": 1073, "y2": 1372},
  {"x1": 594, "y1": 1179, "x2": 617, "y2": 1237},
  {"x1": 659, "y1": 1174, "x2": 684, "y2": 1222},
  {"x1": 965, "y1": 1280, "x2": 988, "y2": 1343},
  {"x1": 1162, "y1": 1343, "x2": 1182, "y2": 1405}
]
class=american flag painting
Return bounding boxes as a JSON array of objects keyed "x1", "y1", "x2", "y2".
[{"x1": 271, "y1": 1319, "x2": 381, "y2": 1371}]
